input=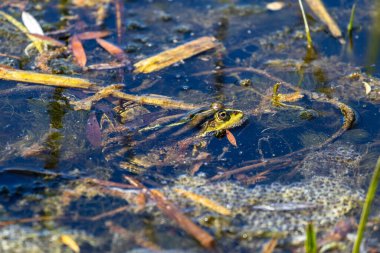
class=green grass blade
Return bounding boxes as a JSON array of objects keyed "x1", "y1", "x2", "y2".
[
  {"x1": 347, "y1": 2, "x2": 357, "y2": 35},
  {"x1": 305, "y1": 222, "x2": 318, "y2": 253},
  {"x1": 352, "y1": 156, "x2": 380, "y2": 253},
  {"x1": 298, "y1": 0, "x2": 313, "y2": 48}
]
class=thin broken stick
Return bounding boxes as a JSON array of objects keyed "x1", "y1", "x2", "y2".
[{"x1": 71, "y1": 84, "x2": 203, "y2": 111}]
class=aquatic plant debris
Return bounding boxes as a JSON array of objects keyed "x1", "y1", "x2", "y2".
[
  {"x1": 133, "y1": 36, "x2": 219, "y2": 73},
  {"x1": 60, "y1": 234, "x2": 80, "y2": 253},
  {"x1": 0, "y1": 67, "x2": 95, "y2": 89},
  {"x1": 124, "y1": 176, "x2": 215, "y2": 249},
  {"x1": 305, "y1": 0, "x2": 345, "y2": 44},
  {"x1": 71, "y1": 35, "x2": 87, "y2": 67},
  {"x1": 174, "y1": 188, "x2": 232, "y2": 216},
  {"x1": 0, "y1": 10, "x2": 45, "y2": 53},
  {"x1": 71, "y1": 84, "x2": 202, "y2": 110}
]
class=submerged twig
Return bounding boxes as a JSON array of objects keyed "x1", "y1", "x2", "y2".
[{"x1": 124, "y1": 176, "x2": 215, "y2": 249}]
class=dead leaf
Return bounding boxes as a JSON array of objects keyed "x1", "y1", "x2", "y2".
[
  {"x1": 60, "y1": 234, "x2": 80, "y2": 253},
  {"x1": 96, "y1": 38, "x2": 128, "y2": 62},
  {"x1": 226, "y1": 129, "x2": 237, "y2": 147},
  {"x1": 86, "y1": 112, "x2": 102, "y2": 147},
  {"x1": 266, "y1": 2, "x2": 285, "y2": 11},
  {"x1": 363, "y1": 81, "x2": 372, "y2": 95},
  {"x1": 71, "y1": 35, "x2": 87, "y2": 67},
  {"x1": 76, "y1": 31, "x2": 111, "y2": 40},
  {"x1": 22, "y1": 11, "x2": 44, "y2": 35}
]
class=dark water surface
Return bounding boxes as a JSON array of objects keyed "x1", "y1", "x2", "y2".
[{"x1": 0, "y1": 0, "x2": 379, "y2": 252}]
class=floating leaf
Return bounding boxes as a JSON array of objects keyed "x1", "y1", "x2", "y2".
[
  {"x1": 22, "y1": 11, "x2": 44, "y2": 35},
  {"x1": 60, "y1": 234, "x2": 80, "y2": 253},
  {"x1": 226, "y1": 129, "x2": 237, "y2": 147},
  {"x1": 96, "y1": 38, "x2": 126, "y2": 61},
  {"x1": 86, "y1": 112, "x2": 102, "y2": 147},
  {"x1": 71, "y1": 35, "x2": 87, "y2": 67},
  {"x1": 76, "y1": 31, "x2": 110, "y2": 40}
]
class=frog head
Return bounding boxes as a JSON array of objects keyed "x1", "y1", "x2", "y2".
[{"x1": 199, "y1": 108, "x2": 245, "y2": 136}]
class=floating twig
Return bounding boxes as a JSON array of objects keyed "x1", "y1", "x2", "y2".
[
  {"x1": 134, "y1": 36, "x2": 219, "y2": 74},
  {"x1": 0, "y1": 66, "x2": 95, "y2": 89}
]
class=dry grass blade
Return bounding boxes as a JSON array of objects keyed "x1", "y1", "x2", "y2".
[
  {"x1": 124, "y1": 176, "x2": 215, "y2": 249},
  {"x1": 76, "y1": 31, "x2": 111, "y2": 40},
  {"x1": 60, "y1": 234, "x2": 80, "y2": 253},
  {"x1": 304, "y1": 0, "x2": 345, "y2": 44},
  {"x1": 28, "y1": 33, "x2": 65, "y2": 47},
  {"x1": 262, "y1": 238, "x2": 278, "y2": 253},
  {"x1": 0, "y1": 66, "x2": 95, "y2": 89},
  {"x1": 71, "y1": 35, "x2": 87, "y2": 67},
  {"x1": 87, "y1": 61, "x2": 129, "y2": 70},
  {"x1": 134, "y1": 36, "x2": 218, "y2": 73},
  {"x1": 174, "y1": 188, "x2": 232, "y2": 216},
  {"x1": 0, "y1": 10, "x2": 44, "y2": 53},
  {"x1": 226, "y1": 129, "x2": 237, "y2": 147}
]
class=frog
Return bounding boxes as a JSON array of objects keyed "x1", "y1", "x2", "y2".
[{"x1": 100, "y1": 101, "x2": 245, "y2": 176}]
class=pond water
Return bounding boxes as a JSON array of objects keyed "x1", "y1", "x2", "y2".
[{"x1": 0, "y1": 0, "x2": 379, "y2": 252}]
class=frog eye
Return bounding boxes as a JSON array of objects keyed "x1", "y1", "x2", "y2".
[{"x1": 216, "y1": 110, "x2": 229, "y2": 121}]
